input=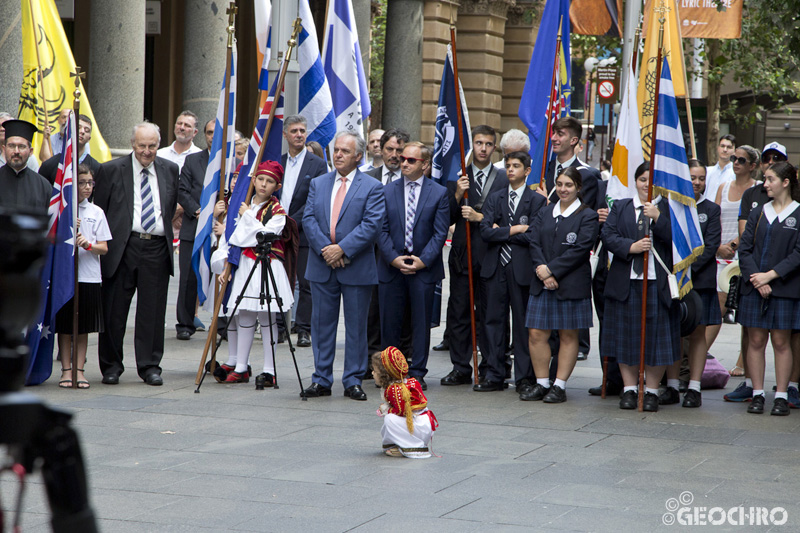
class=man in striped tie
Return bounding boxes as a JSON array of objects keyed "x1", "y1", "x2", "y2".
[
  {"x1": 377, "y1": 142, "x2": 449, "y2": 389},
  {"x1": 94, "y1": 122, "x2": 179, "y2": 386}
]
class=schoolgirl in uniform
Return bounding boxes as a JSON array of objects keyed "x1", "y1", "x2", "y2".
[
  {"x1": 55, "y1": 165, "x2": 112, "y2": 388},
  {"x1": 737, "y1": 162, "x2": 800, "y2": 416},
  {"x1": 600, "y1": 162, "x2": 680, "y2": 412},
  {"x1": 217, "y1": 161, "x2": 295, "y2": 385},
  {"x1": 661, "y1": 160, "x2": 722, "y2": 408},
  {"x1": 526, "y1": 167, "x2": 599, "y2": 403}
]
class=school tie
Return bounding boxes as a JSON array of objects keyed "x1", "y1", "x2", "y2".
[
  {"x1": 633, "y1": 206, "x2": 646, "y2": 275},
  {"x1": 475, "y1": 169, "x2": 485, "y2": 198},
  {"x1": 330, "y1": 176, "x2": 347, "y2": 243},
  {"x1": 140, "y1": 168, "x2": 156, "y2": 233},
  {"x1": 500, "y1": 191, "x2": 517, "y2": 266},
  {"x1": 405, "y1": 181, "x2": 418, "y2": 252}
]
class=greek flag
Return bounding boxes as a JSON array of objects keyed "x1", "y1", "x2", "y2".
[
  {"x1": 255, "y1": 0, "x2": 272, "y2": 91},
  {"x1": 192, "y1": 44, "x2": 238, "y2": 305},
  {"x1": 431, "y1": 44, "x2": 471, "y2": 184},
  {"x1": 298, "y1": 0, "x2": 337, "y2": 147},
  {"x1": 518, "y1": 0, "x2": 571, "y2": 182},
  {"x1": 652, "y1": 57, "x2": 704, "y2": 296},
  {"x1": 226, "y1": 74, "x2": 285, "y2": 270},
  {"x1": 322, "y1": 0, "x2": 371, "y2": 138}
]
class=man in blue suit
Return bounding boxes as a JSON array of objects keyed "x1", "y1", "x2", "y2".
[
  {"x1": 301, "y1": 132, "x2": 385, "y2": 400},
  {"x1": 378, "y1": 142, "x2": 449, "y2": 389}
]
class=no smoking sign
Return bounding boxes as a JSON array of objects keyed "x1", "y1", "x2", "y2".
[
  {"x1": 598, "y1": 81, "x2": 614, "y2": 99},
  {"x1": 596, "y1": 66, "x2": 619, "y2": 104}
]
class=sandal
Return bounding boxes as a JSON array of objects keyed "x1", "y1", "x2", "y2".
[
  {"x1": 729, "y1": 365, "x2": 745, "y2": 377},
  {"x1": 59, "y1": 367, "x2": 73, "y2": 388}
]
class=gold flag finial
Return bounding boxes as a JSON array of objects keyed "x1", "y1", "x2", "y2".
[
  {"x1": 226, "y1": 2, "x2": 238, "y2": 47},
  {"x1": 71, "y1": 66, "x2": 86, "y2": 111}
]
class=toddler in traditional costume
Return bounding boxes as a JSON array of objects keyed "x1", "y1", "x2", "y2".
[{"x1": 373, "y1": 347, "x2": 438, "y2": 458}]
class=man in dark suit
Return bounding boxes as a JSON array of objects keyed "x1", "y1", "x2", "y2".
[
  {"x1": 93, "y1": 122, "x2": 179, "y2": 386},
  {"x1": 301, "y1": 132, "x2": 385, "y2": 400},
  {"x1": 378, "y1": 142, "x2": 449, "y2": 389},
  {"x1": 365, "y1": 128, "x2": 410, "y2": 356},
  {"x1": 441, "y1": 125, "x2": 509, "y2": 386},
  {"x1": 279, "y1": 115, "x2": 329, "y2": 347},
  {"x1": 477, "y1": 151, "x2": 546, "y2": 397},
  {"x1": 540, "y1": 116, "x2": 601, "y2": 360},
  {"x1": 38, "y1": 114, "x2": 101, "y2": 185},
  {"x1": 174, "y1": 119, "x2": 214, "y2": 340}
]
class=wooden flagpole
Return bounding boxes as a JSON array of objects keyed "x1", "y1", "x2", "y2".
[
  {"x1": 638, "y1": 0, "x2": 667, "y2": 412},
  {"x1": 449, "y1": 14, "x2": 480, "y2": 385},
  {"x1": 195, "y1": 17, "x2": 303, "y2": 388},
  {"x1": 538, "y1": 18, "x2": 564, "y2": 195},
  {"x1": 69, "y1": 67, "x2": 84, "y2": 389}
]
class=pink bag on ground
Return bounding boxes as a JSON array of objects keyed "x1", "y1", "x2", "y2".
[{"x1": 702, "y1": 355, "x2": 730, "y2": 390}]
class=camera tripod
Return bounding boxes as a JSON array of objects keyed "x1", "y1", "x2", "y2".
[{"x1": 196, "y1": 233, "x2": 305, "y2": 396}]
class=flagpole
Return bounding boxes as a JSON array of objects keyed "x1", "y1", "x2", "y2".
[
  {"x1": 70, "y1": 68, "x2": 84, "y2": 389},
  {"x1": 218, "y1": 2, "x2": 238, "y2": 204},
  {"x1": 638, "y1": 0, "x2": 667, "y2": 412},
  {"x1": 26, "y1": 0, "x2": 53, "y2": 154},
  {"x1": 195, "y1": 18, "x2": 303, "y2": 389},
  {"x1": 538, "y1": 18, "x2": 563, "y2": 194},
  {"x1": 448, "y1": 16, "x2": 480, "y2": 385}
]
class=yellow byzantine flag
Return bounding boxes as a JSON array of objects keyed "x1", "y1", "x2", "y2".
[
  {"x1": 638, "y1": 0, "x2": 687, "y2": 160},
  {"x1": 19, "y1": 0, "x2": 111, "y2": 162}
]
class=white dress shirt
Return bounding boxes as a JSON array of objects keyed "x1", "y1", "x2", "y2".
[
  {"x1": 508, "y1": 183, "x2": 526, "y2": 215},
  {"x1": 381, "y1": 166, "x2": 401, "y2": 185},
  {"x1": 330, "y1": 168, "x2": 357, "y2": 229},
  {"x1": 131, "y1": 156, "x2": 165, "y2": 235},
  {"x1": 705, "y1": 161, "x2": 734, "y2": 205},
  {"x1": 281, "y1": 149, "x2": 307, "y2": 211},
  {"x1": 630, "y1": 195, "x2": 658, "y2": 280},
  {"x1": 156, "y1": 142, "x2": 201, "y2": 172}
]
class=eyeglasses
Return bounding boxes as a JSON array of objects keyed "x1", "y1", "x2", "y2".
[
  {"x1": 761, "y1": 153, "x2": 786, "y2": 164},
  {"x1": 399, "y1": 156, "x2": 422, "y2": 164},
  {"x1": 77, "y1": 180, "x2": 95, "y2": 188},
  {"x1": 729, "y1": 155, "x2": 749, "y2": 165}
]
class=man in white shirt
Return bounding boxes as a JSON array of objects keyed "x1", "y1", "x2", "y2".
[
  {"x1": 494, "y1": 128, "x2": 530, "y2": 170},
  {"x1": 156, "y1": 110, "x2": 202, "y2": 172},
  {"x1": 366, "y1": 129, "x2": 410, "y2": 185},
  {"x1": 359, "y1": 128, "x2": 384, "y2": 171},
  {"x1": 705, "y1": 134, "x2": 736, "y2": 203}
]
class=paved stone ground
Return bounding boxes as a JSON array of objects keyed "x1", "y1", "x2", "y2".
[{"x1": 4, "y1": 253, "x2": 800, "y2": 532}]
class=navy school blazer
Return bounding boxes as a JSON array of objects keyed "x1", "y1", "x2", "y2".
[
  {"x1": 691, "y1": 198, "x2": 722, "y2": 291},
  {"x1": 601, "y1": 198, "x2": 674, "y2": 307},
  {"x1": 739, "y1": 202, "x2": 800, "y2": 299},
  {"x1": 528, "y1": 202, "x2": 599, "y2": 299}
]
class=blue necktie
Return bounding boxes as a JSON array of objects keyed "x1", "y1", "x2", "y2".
[
  {"x1": 500, "y1": 191, "x2": 517, "y2": 266},
  {"x1": 141, "y1": 168, "x2": 156, "y2": 233},
  {"x1": 405, "y1": 182, "x2": 417, "y2": 252}
]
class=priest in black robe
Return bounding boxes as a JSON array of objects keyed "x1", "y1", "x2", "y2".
[{"x1": 0, "y1": 120, "x2": 50, "y2": 214}]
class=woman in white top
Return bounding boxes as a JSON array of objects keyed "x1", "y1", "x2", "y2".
[
  {"x1": 55, "y1": 165, "x2": 112, "y2": 388},
  {"x1": 707, "y1": 145, "x2": 759, "y2": 351}
]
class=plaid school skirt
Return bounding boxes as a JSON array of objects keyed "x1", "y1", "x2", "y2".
[
  {"x1": 737, "y1": 291, "x2": 800, "y2": 330},
  {"x1": 601, "y1": 280, "x2": 680, "y2": 367},
  {"x1": 524, "y1": 290, "x2": 593, "y2": 330},
  {"x1": 697, "y1": 288, "x2": 722, "y2": 326}
]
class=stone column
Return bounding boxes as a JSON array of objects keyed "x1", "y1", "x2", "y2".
[
  {"x1": 0, "y1": 4, "x2": 22, "y2": 116},
  {"x1": 501, "y1": 2, "x2": 540, "y2": 134},
  {"x1": 182, "y1": 0, "x2": 228, "y2": 127},
  {"x1": 420, "y1": 1, "x2": 460, "y2": 146},
  {"x1": 89, "y1": 0, "x2": 146, "y2": 150},
  {"x1": 456, "y1": 0, "x2": 514, "y2": 135},
  {"x1": 382, "y1": 0, "x2": 424, "y2": 139}
]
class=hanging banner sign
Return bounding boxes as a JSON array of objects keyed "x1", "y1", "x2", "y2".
[{"x1": 644, "y1": 1, "x2": 743, "y2": 39}]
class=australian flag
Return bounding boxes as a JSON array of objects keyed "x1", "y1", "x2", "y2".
[
  {"x1": 431, "y1": 44, "x2": 471, "y2": 185},
  {"x1": 26, "y1": 111, "x2": 77, "y2": 385}
]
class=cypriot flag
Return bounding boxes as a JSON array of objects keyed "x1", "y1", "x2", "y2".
[{"x1": 607, "y1": 61, "x2": 644, "y2": 205}]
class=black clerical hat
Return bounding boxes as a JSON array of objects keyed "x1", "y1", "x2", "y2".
[{"x1": 3, "y1": 119, "x2": 37, "y2": 143}]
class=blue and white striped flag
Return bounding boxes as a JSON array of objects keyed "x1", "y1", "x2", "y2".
[
  {"x1": 431, "y1": 44, "x2": 471, "y2": 185},
  {"x1": 652, "y1": 57, "x2": 704, "y2": 296},
  {"x1": 226, "y1": 74, "x2": 285, "y2": 269},
  {"x1": 322, "y1": 0, "x2": 371, "y2": 138},
  {"x1": 255, "y1": 0, "x2": 272, "y2": 91},
  {"x1": 192, "y1": 44, "x2": 238, "y2": 305},
  {"x1": 298, "y1": 0, "x2": 337, "y2": 147}
]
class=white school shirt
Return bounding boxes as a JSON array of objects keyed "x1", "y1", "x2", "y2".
[
  {"x1": 77, "y1": 199, "x2": 112, "y2": 283},
  {"x1": 630, "y1": 195, "x2": 659, "y2": 281}
]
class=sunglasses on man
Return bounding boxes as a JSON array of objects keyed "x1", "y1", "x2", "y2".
[{"x1": 761, "y1": 153, "x2": 786, "y2": 164}]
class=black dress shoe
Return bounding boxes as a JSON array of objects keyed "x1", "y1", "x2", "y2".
[
  {"x1": 300, "y1": 382, "x2": 332, "y2": 398},
  {"x1": 589, "y1": 384, "x2": 622, "y2": 397},
  {"x1": 643, "y1": 392, "x2": 659, "y2": 412},
  {"x1": 543, "y1": 384, "x2": 567, "y2": 403},
  {"x1": 440, "y1": 369, "x2": 472, "y2": 386},
  {"x1": 747, "y1": 394, "x2": 765, "y2": 414},
  {"x1": 344, "y1": 384, "x2": 367, "y2": 401},
  {"x1": 277, "y1": 330, "x2": 287, "y2": 344},
  {"x1": 176, "y1": 331, "x2": 191, "y2": 341},
  {"x1": 504, "y1": 361, "x2": 512, "y2": 379},
  {"x1": 432, "y1": 339, "x2": 449, "y2": 351},
  {"x1": 659, "y1": 387, "x2": 680, "y2": 405},
  {"x1": 771, "y1": 397, "x2": 790, "y2": 416},
  {"x1": 296, "y1": 331, "x2": 311, "y2": 347},
  {"x1": 144, "y1": 373, "x2": 163, "y2": 386},
  {"x1": 576, "y1": 352, "x2": 588, "y2": 361},
  {"x1": 682, "y1": 389, "x2": 702, "y2": 408},
  {"x1": 520, "y1": 383, "x2": 550, "y2": 401},
  {"x1": 415, "y1": 377, "x2": 427, "y2": 391},
  {"x1": 517, "y1": 380, "x2": 534, "y2": 399},
  {"x1": 101, "y1": 374, "x2": 120, "y2": 385},
  {"x1": 619, "y1": 390, "x2": 637, "y2": 409},
  {"x1": 473, "y1": 380, "x2": 504, "y2": 392}
]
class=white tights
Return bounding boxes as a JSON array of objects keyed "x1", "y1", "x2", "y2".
[{"x1": 232, "y1": 310, "x2": 278, "y2": 375}]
